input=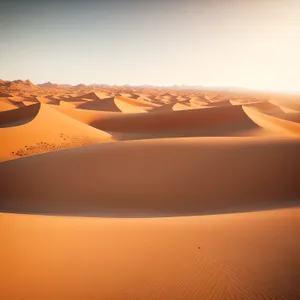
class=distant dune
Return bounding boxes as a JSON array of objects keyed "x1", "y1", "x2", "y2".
[
  {"x1": 54, "y1": 103, "x2": 296, "y2": 140},
  {"x1": 243, "y1": 106, "x2": 300, "y2": 136},
  {"x1": 37, "y1": 81, "x2": 59, "y2": 88},
  {"x1": 0, "y1": 79, "x2": 36, "y2": 90},
  {"x1": 0, "y1": 98, "x2": 18, "y2": 111}
]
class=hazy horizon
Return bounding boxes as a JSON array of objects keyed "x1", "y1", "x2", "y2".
[{"x1": 1, "y1": 0, "x2": 300, "y2": 93}]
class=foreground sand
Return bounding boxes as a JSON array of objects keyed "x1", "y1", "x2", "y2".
[
  {"x1": 0, "y1": 81, "x2": 300, "y2": 299},
  {"x1": 1, "y1": 208, "x2": 300, "y2": 300}
]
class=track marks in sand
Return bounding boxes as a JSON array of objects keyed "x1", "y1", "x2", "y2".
[
  {"x1": 0, "y1": 103, "x2": 114, "y2": 162},
  {"x1": 11, "y1": 133, "x2": 101, "y2": 158}
]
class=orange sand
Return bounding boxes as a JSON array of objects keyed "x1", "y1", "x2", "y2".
[{"x1": 0, "y1": 81, "x2": 300, "y2": 300}]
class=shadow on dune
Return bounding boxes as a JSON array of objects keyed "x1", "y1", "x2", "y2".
[
  {"x1": 149, "y1": 103, "x2": 175, "y2": 113},
  {"x1": 208, "y1": 99, "x2": 234, "y2": 107},
  {"x1": 41, "y1": 96, "x2": 61, "y2": 105},
  {"x1": 245, "y1": 101, "x2": 286, "y2": 117},
  {"x1": 47, "y1": 100, "x2": 61, "y2": 105},
  {"x1": 9, "y1": 100, "x2": 26, "y2": 108},
  {"x1": 88, "y1": 105, "x2": 263, "y2": 138},
  {"x1": 77, "y1": 98, "x2": 122, "y2": 112},
  {"x1": 0, "y1": 103, "x2": 40, "y2": 127},
  {"x1": 0, "y1": 138, "x2": 299, "y2": 217},
  {"x1": 0, "y1": 93, "x2": 12, "y2": 97},
  {"x1": 1, "y1": 201, "x2": 300, "y2": 218}
]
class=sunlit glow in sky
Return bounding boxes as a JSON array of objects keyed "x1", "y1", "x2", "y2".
[{"x1": 0, "y1": 0, "x2": 300, "y2": 92}]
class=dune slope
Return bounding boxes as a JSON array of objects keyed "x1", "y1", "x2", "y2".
[
  {"x1": 55, "y1": 104, "x2": 279, "y2": 139},
  {"x1": 243, "y1": 106, "x2": 300, "y2": 136},
  {"x1": 0, "y1": 98, "x2": 18, "y2": 111},
  {"x1": 0, "y1": 137, "x2": 299, "y2": 216},
  {"x1": 0, "y1": 103, "x2": 113, "y2": 162}
]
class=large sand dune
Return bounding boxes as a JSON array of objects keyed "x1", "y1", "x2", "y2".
[
  {"x1": 0, "y1": 103, "x2": 113, "y2": 162},
  {"x1": 1, "y1": 82, "x2": 300, "y2": 300},
  {"x1": 53, "y1": 104, "x2": 294, "y2": 140},
  {"x1": 115, "y1": 95, "x2": 158, "y2": 108},
  {"x1": 77, "y1": 97, "x2": 122, "y2": 112},
  {"x1": 73, "y1": 95, "x2": 151, "y2": 113},
  {"x1": 1, "y1": 137, "x2": 299, "y2": 216},
  {"x1": 244, "y1": 106, "x2": 300, "y2": 136},
  {"x1": 0, "y1": 98, "x2": 18, "y2": 111}
]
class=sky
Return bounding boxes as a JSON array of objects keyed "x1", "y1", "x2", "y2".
[{"x1": 0, "y1": 0, "x2": 300, "y2": 92}]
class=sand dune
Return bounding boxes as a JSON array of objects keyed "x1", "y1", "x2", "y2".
[
  {"x1": 268, "y1": 95, "x2": 300, "y2": 111},
  {"x1": 1, "y1": 137, "x2": 299, "y2": 216},
  {"x1": 77, "y1": 97, "x2": 122, "y2": 112},
  {"x1": 78, "y1": 91, "x2": 111, "y2": 100},
  {"x1": 22, "y1": 101, "x2": 36, "y2": 106},
  {"x1": 114, "y1": 98, "x2": 148, "y2": 113},
  {"x1": 35, "y1": 96, "x2": 60, "y2": 105},
  {"x1": 278, "y1": 104, "x2": 300, "y2": 114},
  {"x1": 8, "y1": 96, "x2": 26, "y2": 103},
  {"x1": 58, "y1": 96, "x2": 91, "y2": 108},
  {"x1": 0, "y1": 103, "x2": 113, "y2": 162},
  {"x1": 7, "y1": 99, "x2": 25, "y2": 108},
  {"x1": 60, "y1": 96, "x2": 150, "y2": 113},
  {"x1": 243, "y1": 106, "x2": 300, "y2": 136},
  {"x1": 244, "y1": 100, "x2": 286, "y2": 117},
  {"x1": 189, "y1": 97, "x2": 209, "y2": 106},
  {"x1": 0, "y1": 102, "x2": 40, "y2": 125},
  {"x1": 115, "y1": 96, "x2": 158, "y2": 108},
  {"x1": 172, "y1": 102, "x2": 194, "y2": 111},
  {"x1": 59, "y1": 100, "x2": 79, "y2": 108},
  {"x1": 136, "y1": 96, "x2": 161, "y2": 106},
  {"x1": 227, "y1": 100, "x2": 300, "y2": 123},
  {"x1": 0, "y1": 98, "x2": 18, "y2": 111},
  {"x1": 149, "y1": 103, "x2": 175, "y2": 113},
  {"x1": 50, "y1": 105, "x2": 110, "y2": 123},
  {"x1": 268, "y1": 102, "x2": 300, "y2": 123},
  {"x1": 209, "y1": 99, "x2": 234, "y2": 106},
  {"x1": 57, "y1": 104, "x2": 284, "y2": 140}
]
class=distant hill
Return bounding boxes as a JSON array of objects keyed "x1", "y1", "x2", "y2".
[
  {"x1": 74, "y1": 84, "x2": 87, "y2": 88},
  {"x1": 0, "y1": 79, "x2": 36, "y2": 89},
  {"x1": 37, "y1": 81, "x2": 59, "y2": 88}
]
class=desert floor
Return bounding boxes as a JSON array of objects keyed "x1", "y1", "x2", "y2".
[{"x1": 1, "y1": 80, "x2": 300, "y2": 299}]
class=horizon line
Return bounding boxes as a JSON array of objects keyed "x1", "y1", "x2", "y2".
[{"x1": 1, "y1": 78, "x2": 300, "y2": 96}]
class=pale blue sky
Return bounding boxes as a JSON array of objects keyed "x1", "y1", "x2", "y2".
[{"x1": 0, "y1": 0, "x2": 300, "y2": 92}]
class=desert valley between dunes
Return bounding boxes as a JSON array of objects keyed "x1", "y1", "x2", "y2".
[{"x1": 0, "y1": 79, "x2": 300, "y2": 300}]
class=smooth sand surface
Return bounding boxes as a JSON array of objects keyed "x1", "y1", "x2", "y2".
[
  {"x1": 1, "y1": 82, "x2": 300, "y2": 299},
  {"x1": 1, "y1": 208, "x2": 299, "y2": 300},
  {"x1": 243, "y1": 106, "x2": 300, "y2": 136},
  {"x1": 1, "y1": 137, "x2": 299, "y2": 216}
]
